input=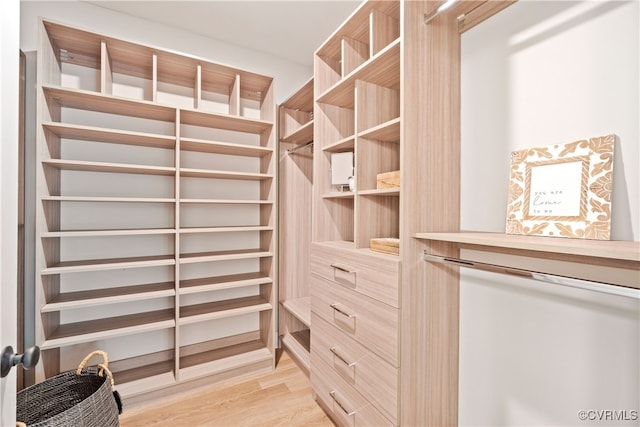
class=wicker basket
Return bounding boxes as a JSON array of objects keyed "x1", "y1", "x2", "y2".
[{"x1": 17, "y1": 351, "x2": 121, "y2": 427}]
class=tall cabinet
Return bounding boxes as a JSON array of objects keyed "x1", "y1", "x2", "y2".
[
  {"x1": 309, "y1": 1, "x2": 514, "y2": 425},
  {"x1": 34, "y1": 19, "x2": 277, "y2": 404}
]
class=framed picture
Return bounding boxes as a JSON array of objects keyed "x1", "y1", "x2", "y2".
[{"x1": 506, "y1": 134, "x2": 614, "y2": 240}]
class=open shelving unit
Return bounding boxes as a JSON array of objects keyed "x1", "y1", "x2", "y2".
[
  {"x1": 314, "y1": 0, "x2": 401, "y2": 252},
  {"x1": 278, "y1": 77, "x2": 314, "y2": 375},
  {"x1": 310, "y1": 1, "x2": 404, "y2": 425},
  {"x1": 35, "y1": 18, "x2": 276, "y2": 404}
]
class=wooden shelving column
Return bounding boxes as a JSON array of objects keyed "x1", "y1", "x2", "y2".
[
  {"x1": 278, "y1": 77, "x2": 314, "y2": 374},
  {"x1": 35, "y1": 18, "x2": 277, "y2": 404},
  {"x1": 311, "y1": 1, "x2": 403, "y2": 425},
  {"x1": 309, "y1": 1, "x2": 522, "y2": 426}
]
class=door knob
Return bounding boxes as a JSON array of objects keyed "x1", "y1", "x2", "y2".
[{"x1": 1, "y1": 345, "x2": 40, "y2": 378}]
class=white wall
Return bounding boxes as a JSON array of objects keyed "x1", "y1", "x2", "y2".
[
  {"x1": 20, "y1": 1, "x2": 314, "y2": 103},
  {"x1": 460, "y1": 1, "x2": 639, "y2": 426}
]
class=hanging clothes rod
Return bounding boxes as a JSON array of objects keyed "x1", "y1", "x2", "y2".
[
  {"x1": 286, "y1": 141, "x2": 313, "y2": 155},
  {"x1": 423, "y1": 252, "x2": 640, "y2": 299}
]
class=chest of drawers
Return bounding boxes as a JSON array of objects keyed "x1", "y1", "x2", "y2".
[{"x1": 310, "y1": 242, "x2": 400, "y2": 426}]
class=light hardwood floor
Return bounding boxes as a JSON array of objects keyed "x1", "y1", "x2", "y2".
[{"x1": 119, "y1": 351, "x2": 334, "y2": 427}]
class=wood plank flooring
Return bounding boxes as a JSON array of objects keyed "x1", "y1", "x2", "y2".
[{"x1": 119, "y1": 351, "x2": 335, "y2": 427}]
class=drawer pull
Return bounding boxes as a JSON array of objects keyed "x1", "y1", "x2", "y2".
[
  {"x1": 330, "y1": 263, "x2": 355, "y2": 274},
  {"x1": 330, "y1": 390, "x2": 355, "y2": 416},
  {"x1": 330, "y1": 346, "x2": 356, "y2": 367},
  {"x1": 330, "y1": 303, "x2": 355, "y2": 319}
]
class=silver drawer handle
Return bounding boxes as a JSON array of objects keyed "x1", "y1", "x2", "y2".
[
  {"x1": 329, "y1": 390, "x2": 355, "y2": 416},
  {"x1": 330, "y1": 263, "x2": 355, "y2": 274},
  {"x1": 330, "y1": 303, "x2": 355, "y2": 319},
  {"x1": 330, "y1": 346, "x2": 356, "y2": 367}
]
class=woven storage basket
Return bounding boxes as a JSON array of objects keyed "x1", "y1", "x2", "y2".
[{"x1": 16, "y1": 351, "x2": 121, "y2": 427}]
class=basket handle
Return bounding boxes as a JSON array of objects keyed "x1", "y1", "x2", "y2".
[
  {"x1": 96, "y1": 363, "x2": 116, "y2": 389},
  {"x1": 76, "y1": 350, "x2": 109, "y2": 375}
]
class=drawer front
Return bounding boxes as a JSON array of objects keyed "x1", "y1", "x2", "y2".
[
  {"x1": 311, "y1": 353, "x2": 394, "y2": 427},
  {"x1": 310, "y1": 243, "x2": 400, "y2": 307},
  {"x1": 311, "y1": 274, "x2": 398, "y2": 366},
  {"x1": 312, "y1": 313, "x2": 398, "y2": 424}
]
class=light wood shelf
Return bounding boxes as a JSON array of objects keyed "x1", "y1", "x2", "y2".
[
  {"x1": 282, "y1": 297, "x2": 311, "y2": 327},
  {"x1": 180, "y1": 273, "x2": 272, "y2": 295},
  {"x1": 358, "y1": 117, "x2": 400, "y2": 141},
  {"x1": 41, "y1": 309, "x2": 176, "y2": 350},
  {"x1": 322, "y1": 135, "x2": 355, "y2": 153},
  {"x1": 358, "y1": 188, "x2": 400, "y2": 196},
  {"x1": 322, "y1": 192, "x2": 355, "y2": 199},
  {"x1": 43, "y1": 122, "x2": 176, "y2": 149},
  {"x1": 179, "y1": 226, "x2": 273, "y2": 234},
  {"x1": 115, "y1": 370, "x2": 176, "y2": 400},
  {"x1": 42, "y1": 254, "x2": 176, "y2": 275},
  {"x1": 180, "y1": 198, "x2": 272, "y2": 205},
  {"x1": 43, "y1": 85, "x2": 176, "y2": 122},
  {"x1": 281, "y1": 120, "x2": 314, "y2": 145},
  {"x1": 180, "y1": 109, "x2": 273, "y2": 134},
  {"x1": 179, "y1": 296, "x2": 272, "y2": 326},
  {"x1": 42, "y1": 159, "x2": 176, "y2": 176},
  {"x1": 280, "y1": 76, "x2": 314, "y2": 145},
  {"x1": 282, "y1": 330, "x2": 311, "y2": 373},
  {"x1": 180, "y1": 137, "x2": 273, "y2": 157},
  {"x1": 42, "y1": 196, "x2": 176, "y2": 203},
  {"x1": 415, "y1": 232, "x2": 640, "y2": 263},
  {"x1": 179, "y1": 343, "x2": 272, "y2": 383},
  {"x1": 41, "y1": 282, "x2": 175, "y2": 312},
  {"x1": 179, "y1": 167, "x2": 272, "y2": 181},
  {"x1": 179, "y1": 249, "x2": 272, "y2": 264},
  {"x1": 41, "y1": 228, "x2": 176, "y2": 238}
]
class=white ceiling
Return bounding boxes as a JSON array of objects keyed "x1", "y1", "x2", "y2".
[{"x1": 85, "y1": 1, "x2": 361, "y2": 67}]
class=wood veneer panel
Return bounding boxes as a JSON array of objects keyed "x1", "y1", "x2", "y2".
[{"x1": 399, "y1": 1, "x2": 462, "y2": 425}]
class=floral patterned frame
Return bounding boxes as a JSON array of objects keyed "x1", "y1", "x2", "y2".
[{"x1": 506, "y1": 134, "x2": 614, "y2": 240}]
